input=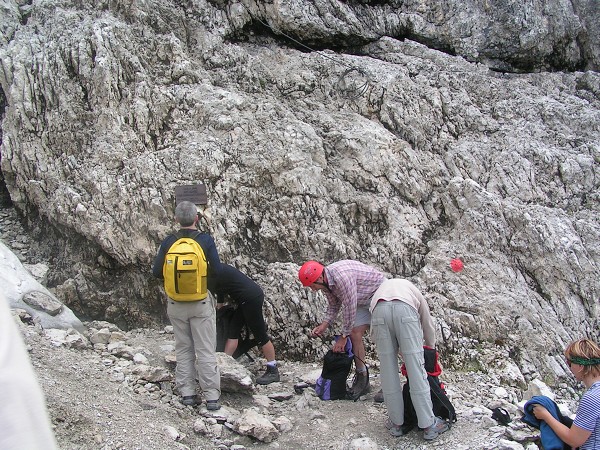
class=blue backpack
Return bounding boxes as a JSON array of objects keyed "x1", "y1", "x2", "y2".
[{"x1": 315, "y1": 337, "x2": 354, "y2": 400}]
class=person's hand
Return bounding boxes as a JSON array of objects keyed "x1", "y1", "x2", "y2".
[
  {"x1": 532, "y1": 404, "x2": 550, "y2": 420},
  {"x1": 332, "y1": 336, "x2": 348, "y2": 353},
  {"x1": 311, "y1": 322, "x2": 328, "y2": 337}
]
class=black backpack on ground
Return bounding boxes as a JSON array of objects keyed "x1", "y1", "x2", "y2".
[
  {"x1": 315, "y1": 337, "x2": 354, "y2": 400},
  {"x1": 215, "y1": 304, "x2": 257, "y2": 360},
  {"x1": 401, "y1": 346, "x2": 457, "y2": 433}
]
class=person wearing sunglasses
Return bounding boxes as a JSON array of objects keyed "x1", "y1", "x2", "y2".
[{"x1": 532, "y1": 338, "x2": 600, "y2": 450}]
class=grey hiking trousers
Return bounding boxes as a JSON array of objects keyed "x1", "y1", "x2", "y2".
[
  {"x1": 167, "y1": 292, "x2": 221, "y2": 401},
  {"x1": 371, "y1": 300, "x2": 435, "y2": 429}
]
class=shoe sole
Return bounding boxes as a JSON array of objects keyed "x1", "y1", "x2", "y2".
[
  {"x1": 423, "y1": 424, "x2": 449, "y2": 440},
  {"x1": 256, "y1": 378, "x2": 280, "y2": 385}
]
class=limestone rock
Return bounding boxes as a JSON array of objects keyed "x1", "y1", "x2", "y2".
[
  {"x1": 233, "y1": 408, "x2": 279, "y2": 443},
  {"x1": 0, "y1": 0, "x2": 597, "y2": 385},
  {"x1": 348, "y1": 437, "x2": 378, "y2": 450},
  {"x1": 0, "y1": 240, "x2": 84, "y2": 332},
  {"x1": 217, "y1": 353, "x2": 256, "y2": 393}
]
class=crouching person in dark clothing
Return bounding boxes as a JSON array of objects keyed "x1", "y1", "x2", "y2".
[{"x1": 212, "y1": 263, "x2": 280, "y2": 385}]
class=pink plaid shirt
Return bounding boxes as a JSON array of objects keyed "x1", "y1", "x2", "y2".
[{"x1": 322, "y1": 260, "x2": 386, "y2": 335}]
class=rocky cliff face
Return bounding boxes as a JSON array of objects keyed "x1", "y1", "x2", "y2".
[{"x1": 0, "y1": 0, "x2": 598, "y2": 382}]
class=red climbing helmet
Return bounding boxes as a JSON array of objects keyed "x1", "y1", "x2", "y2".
[{"x1": 298, "y1": 261, "x2": 324, "y2": 286}]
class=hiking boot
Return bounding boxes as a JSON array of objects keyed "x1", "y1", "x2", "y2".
[
  {"x1": 256, "y1": 365, "x2": 280, "y2": 385},
  {"x1": 385, "y1": 418, "x2": 405, "y2": 437},
  {"x1": 206, "y1": 399, "x2": 221, "y2": 411},
  {"x1": 180, "y1": 395, "x2": 198, "y2": 406},
  {"x1": 349, "y1": 371, "x2": 370, "y2": 400},
  {"x1": 374, "y1": 389, "x2": 384, "y2": 403},
  {"x1": 423, "y1": 416, "x2": 449, "y2": 440}
]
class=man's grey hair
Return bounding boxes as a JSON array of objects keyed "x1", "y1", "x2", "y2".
[{"x1": 175, "y1": 201, "x2": 198, "y2": 227}]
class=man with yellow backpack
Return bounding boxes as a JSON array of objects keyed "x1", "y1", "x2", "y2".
[{"x1": 152, "y1": 200, "x2": 223, "y2": 410}]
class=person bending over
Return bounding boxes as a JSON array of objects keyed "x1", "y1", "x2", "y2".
[
  {"x1": 298, "y1": 259, "x2": 386, "y2": 398},
  {"x1": 370, "y1": 278, "x2": 449, "y2": 441},
  {"x1": 213, "y1": 263, "x2": 280, "y2": 385}
]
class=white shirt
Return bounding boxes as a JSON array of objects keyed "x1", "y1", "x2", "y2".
[{"x1": 369, "y1": 278, "x2": 436, "y2": 348}]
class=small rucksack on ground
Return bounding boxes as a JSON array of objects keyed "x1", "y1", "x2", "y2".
[
  {"x1": 315, "y1": 337, "x2": 354, "y2": 400},
  {"x1": 401, "y1": 346, "x2": 457, "y2": 433},
  {"x1": 162, "y1": 231, "x2": 208, "y2": 301}
]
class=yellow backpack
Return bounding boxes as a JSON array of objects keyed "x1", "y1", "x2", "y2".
[{"x1": 162, "y1": 232, "x2": 208, "y2": 301}]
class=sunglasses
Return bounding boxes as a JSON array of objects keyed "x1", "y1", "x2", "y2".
[{"x1": 566, "y1": 358, "x2": 572, "y2": 368}]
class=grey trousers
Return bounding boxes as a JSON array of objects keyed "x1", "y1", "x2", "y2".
[
  {"x1": 167, "y1": 292, "x2": 221, "y2": 401},
  {"x1": 371, "y1": 300, "x2": 435, "y2": 429}
]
